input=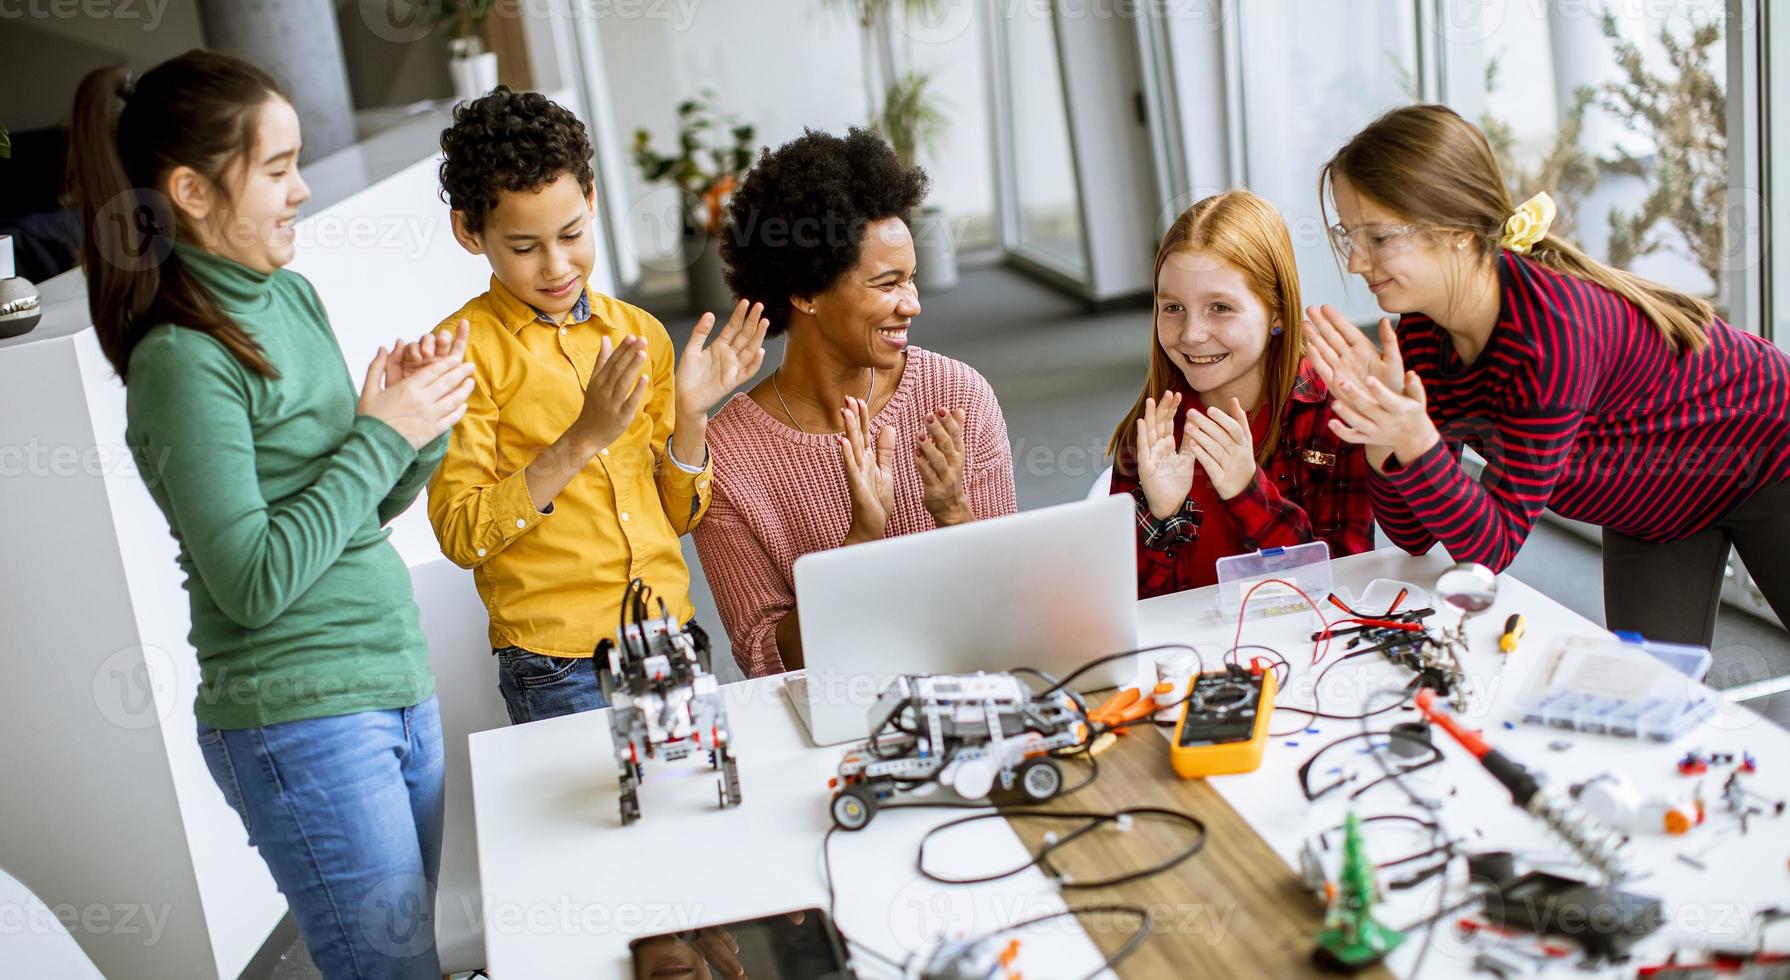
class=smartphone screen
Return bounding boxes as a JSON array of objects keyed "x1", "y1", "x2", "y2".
[{"x1": 629, "y1": 907, "x2": 854, "y2": 980}]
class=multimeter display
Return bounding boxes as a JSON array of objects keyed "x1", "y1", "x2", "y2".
[
  {"x1": 1169, "y1": 664, "x2": 1277, "y2": 778},
  {"x1": 1176, "y1": 677, "x2": 1261, "y2": 747}
]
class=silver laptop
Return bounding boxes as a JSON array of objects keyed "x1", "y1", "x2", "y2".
[{"x1": 785, "y1": 493, "x2": 1139, "y2": 746}]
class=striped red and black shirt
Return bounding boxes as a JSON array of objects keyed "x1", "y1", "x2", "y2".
[
  {"x1": 1111, "y1": 365, "x2": 1374, "y2": 598},
  {"x1": 1371, "y1": 250, "x2": 1790, "y2": 572}
]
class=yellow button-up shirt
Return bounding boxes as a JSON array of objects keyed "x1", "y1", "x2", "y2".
[{"x1": 426, "y1": 277, "x2": 712, "y2": 658}]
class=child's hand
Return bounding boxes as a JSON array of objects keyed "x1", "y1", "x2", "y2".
[
  {"x1": 916, "y1": 408, "x2": 973, "y2": 527},
  {"x1": 838, "y1": 397, "x2": 896, "y2": 546},
  {"x1": 1135, "y1": 392, "x2": 1197, "y2": 519},
  {"x1": 1303, "y1": 304, "x2": 1405, "y2": 397},
  {"x1": 566, "y1": 336, "x2": 650, "y2": 455},
  {"x1": 395, "y1": 319, "x2": 470, "y2": 381},
  {"x1": 676, "y1": 300, "x2": 768, "y2": 417},
  {"x1": 357, "y1": 349, "x2": 474, "y2": 450},
  {"x1": 1185, "y1": 397, "x2": 1257, "y2": 500},
  {"x1": 1329, "y1": 371, "x2": 1440, "y2": 468}
]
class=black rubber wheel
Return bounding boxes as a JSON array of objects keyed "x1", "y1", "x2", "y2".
[
  {"x1": 1016, "y1": 758, "x2": 1063, "y2": 802},
  {"x1": 831, "y1": 784, "x2": 878, "y2": 831}
]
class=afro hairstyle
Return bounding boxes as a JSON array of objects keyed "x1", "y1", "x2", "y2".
[{"x1": 720, "y1": 127, "x2": 928, "y2": 337}]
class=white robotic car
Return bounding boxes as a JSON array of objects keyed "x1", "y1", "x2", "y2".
[
  {"x1": 828, "y1": 672, "x2": 1087, "y2": 830},
  {"x1": 598, "y1": 579, "x2": 741, "y2": 825}
]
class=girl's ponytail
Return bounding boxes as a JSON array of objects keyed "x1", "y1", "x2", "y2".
[{"x1": 67, "y1": 65, "x2": 162, "y2": 379}]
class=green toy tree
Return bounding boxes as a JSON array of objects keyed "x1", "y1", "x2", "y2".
[{"x1": 1314, "y1": 812, "x2": 1406, "y2": 971}]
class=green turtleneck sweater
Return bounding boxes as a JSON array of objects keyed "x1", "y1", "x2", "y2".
[{"x1": 125, "y1": 244, "x2": 444, "y2": 728}]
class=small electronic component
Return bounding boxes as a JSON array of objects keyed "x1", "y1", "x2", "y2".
[
  {"x1": 1481, "y1": 871, "x2": 1664, "y2": 962},
  {"x1": 1312, "y1": 812, "x2": 1405, "y2": 970},
  {"x1": 598, "y1": 579, "x2": 741, "y2": 826},
  {"x1": 914, "y1": 936, "x2": 1021, "y2": 980},
  {"x1": 1315, "y1": 606, "x2": 1470, "y2": 710},
  {"x1": 1168, "y1": 660, "x2": 1277, "y2": 778},
  {"x1": 1720, "y1": 770, "x2": 1787, "y2": 834}
]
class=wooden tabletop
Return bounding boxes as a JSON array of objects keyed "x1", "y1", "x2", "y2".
[{"x1": 1001, "y1": 722, "x2": 1394, "y2": 979}]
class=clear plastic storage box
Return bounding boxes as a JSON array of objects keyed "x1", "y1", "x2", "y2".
[
  {"x1": 1514, "y1": 634, "x2": 1716, "y2": 742},
  {"x1": 1215, "y1": 541, "x2": 1334, "y2": 617}
]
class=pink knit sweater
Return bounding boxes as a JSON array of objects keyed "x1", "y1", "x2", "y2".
[{"x1": 692, "y1": 348, "x2": 1018, "y2": 677}]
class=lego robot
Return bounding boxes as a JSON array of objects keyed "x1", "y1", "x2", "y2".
[
  {"x1": 828, "y1": 672, "x2": 1087, "y2": 830},
  {"x1": 597, "y1": 578, "x2": 741, "y2": 825}
]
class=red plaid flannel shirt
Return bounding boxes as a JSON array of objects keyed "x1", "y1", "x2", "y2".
[{"x1": 1109, "y1": 366, "x2": 1374, "y2": 598}]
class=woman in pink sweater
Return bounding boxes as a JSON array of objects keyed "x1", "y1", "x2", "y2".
[{"x1": 694, "y1": 129, "x2": 1018, "y2": 677}]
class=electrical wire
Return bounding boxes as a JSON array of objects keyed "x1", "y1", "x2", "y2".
[
  {"x1": 1357, "y1": 683, "x2": 1453, "y2": 979},
  {"x1": 1037, "y1": 643, "x2": 1210, "y2": 696},
  {"x1": 1295, "y1": 728, "x2": 1441, "y2": 802},
  {"x1": 1227, "y1": 576, "x2": 1337, "y2": 666},
  {"x1": 1270, "y1": 651, "x2": 1420, "y2": 738},
  {"x1": 819, "y1": 646, "x2": 1229, "y2": 975},
  {"x1": 1224, "y1": 643, "x2": 1292, "y2": 690},
  {"x1": 946, "y1": 904, "x2": 1155, "y2": 980},
  {"x1": 822, "y1": 827, "x2": 1159, "y2": 979},
  {"x1": 915, "y1": 807, "x2": 1208, "y2": 888}
]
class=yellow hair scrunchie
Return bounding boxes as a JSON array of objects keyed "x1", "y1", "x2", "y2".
[{"x1": 1500, "y1": 192, "x2": 1556, "y2": 254}]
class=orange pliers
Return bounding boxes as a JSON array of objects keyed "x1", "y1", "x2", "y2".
[{"x1": 1088, "y1": 681, "x2": 1179, "y2": 735}]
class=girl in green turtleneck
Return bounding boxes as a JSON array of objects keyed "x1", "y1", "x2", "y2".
[{"x1": 68, "y1": 52, "x2": 471, "y2": 978}]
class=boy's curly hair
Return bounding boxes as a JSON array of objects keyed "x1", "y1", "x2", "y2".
[
  {"x1": 721, "y1": 128, "x2": 928, "y2": 337},
  {"x1": 438, "y1": 86, "x2": 595, "y2": 233}
]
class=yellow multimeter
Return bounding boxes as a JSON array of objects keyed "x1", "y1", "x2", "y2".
[{"x1": 1168, "y1": 660, "x2": 1278, "y2": 778}]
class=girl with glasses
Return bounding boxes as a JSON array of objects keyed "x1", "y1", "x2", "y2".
[{"x1": 1307, "y1": 104, "x2": 1790, "y2": 646}]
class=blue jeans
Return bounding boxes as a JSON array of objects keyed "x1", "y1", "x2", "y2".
[
  {"x1": 494, "y1": 646, "x2": 608, "y2": 724},
  {"x1": 196, "y1": 697, "x2": 445, "y2": 980}
]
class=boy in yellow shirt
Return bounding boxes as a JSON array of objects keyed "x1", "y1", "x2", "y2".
[{"x1": 424, "y1": 88, "x2": 766, "y2": 723}]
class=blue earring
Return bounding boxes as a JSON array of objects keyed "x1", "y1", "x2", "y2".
[{"x1": 1271, "y1": 325, "x2": 1283, "y2": 336}]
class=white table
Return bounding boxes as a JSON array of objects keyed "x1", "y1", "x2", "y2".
[
  {"x1": 470, "y1": 549, "x2": 1790, "y2": 977},
  {"x1": 467, "y1": 670, "x2": 1115, "y2": 976}
]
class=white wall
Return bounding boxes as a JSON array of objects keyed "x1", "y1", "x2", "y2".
[
  {"x1": 0, "y1": 325, "x2": 235, "y2": 979},
  {"x1": 0, "y1": 869, "x2": 104, "y2": 979}
]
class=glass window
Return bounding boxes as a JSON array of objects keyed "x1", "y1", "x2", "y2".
[
  {"x1": 1448, "y1": 1, "x2": 1736, "y2": 319},
  {"x1": 1237, "y1": 0, "x2": 1422, "y2": 323}
]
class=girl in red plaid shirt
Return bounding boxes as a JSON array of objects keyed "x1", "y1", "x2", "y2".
[{"x1": 1108, "y1": 190, "x2": 1374, "y2": 598}]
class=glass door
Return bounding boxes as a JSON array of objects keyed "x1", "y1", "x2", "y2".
[{"x1": 990, "y1": 2, "x2": 1090, "y2": 287}]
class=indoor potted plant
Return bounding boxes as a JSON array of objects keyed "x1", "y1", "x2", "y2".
[
  {"x1": 444, "y1": 0, "x2": 499, "y2": 103},
  {"x1": 632, "y1": 92, "x2": 756, "y2": 314}
]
